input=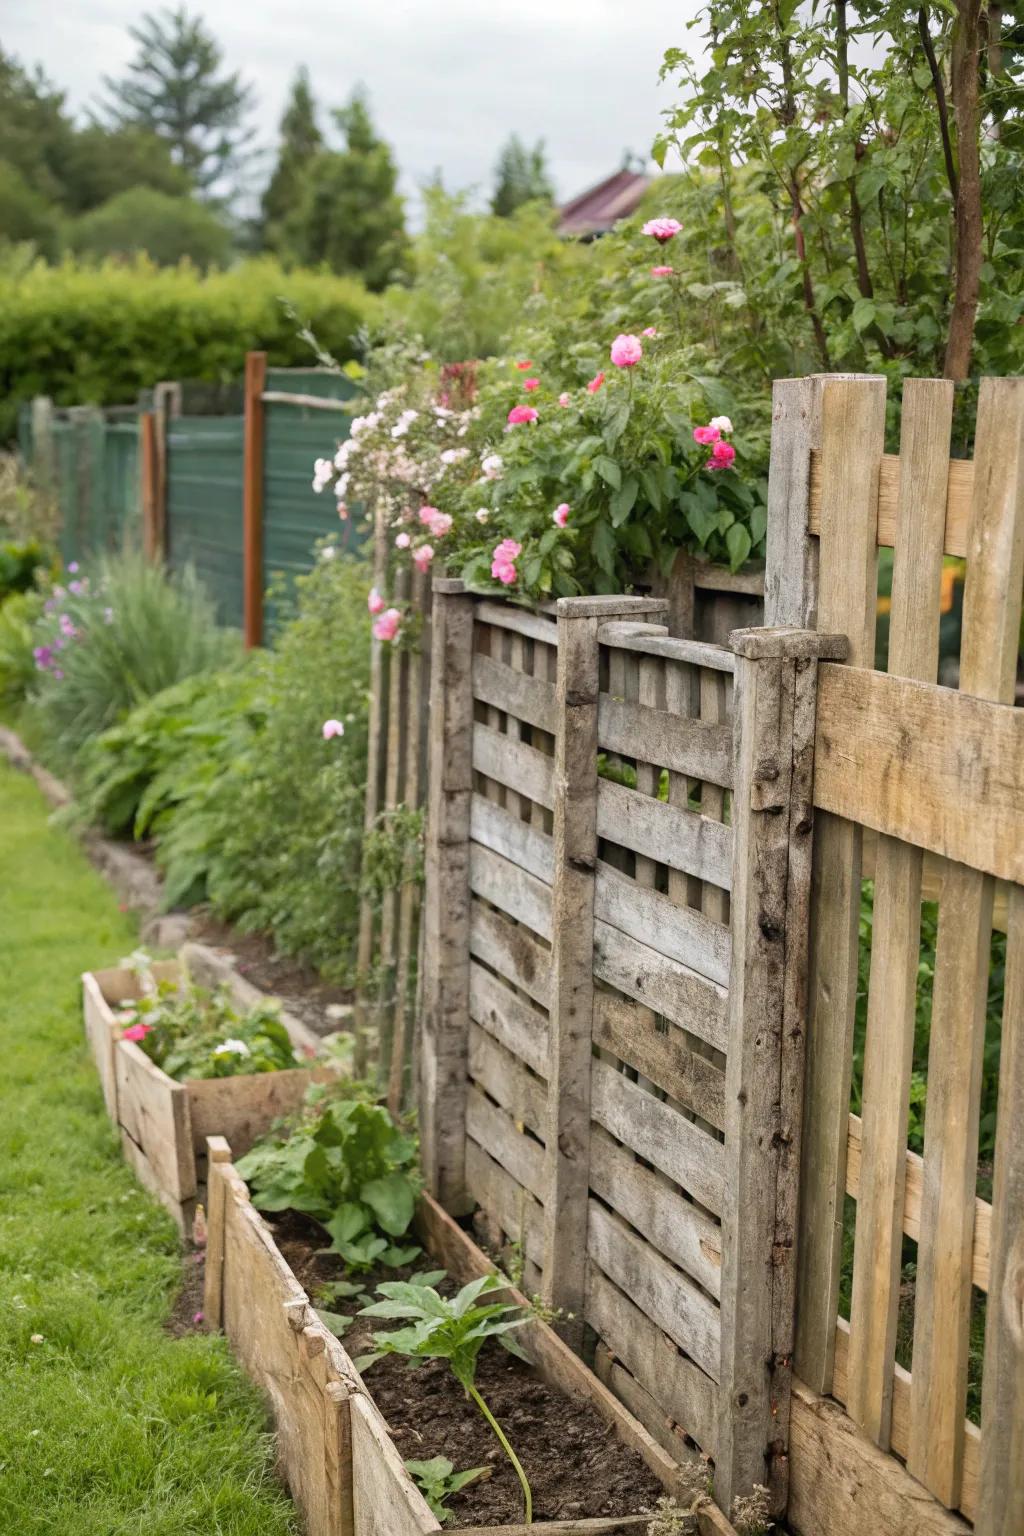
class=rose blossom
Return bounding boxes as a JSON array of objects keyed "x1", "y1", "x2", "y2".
[
  {"x1": 122, "y1": 1022, "x2": 152, "y2": 1042},
  {"x1": 491, "y1": 537, "x2": 522, "y2": 582},
  {"x1": 651, "y1": 265, "x2": 674, "y2": 277},
  {"x1": 642, "y1": 216, "x2": 682, "y2": 243},
  {"x1": 558, "y1": 392, "x2": 571, "y2": 407},
  {"x1": 322, "y1": 719, "x2": 345, "y2": 740},
  {"x1": 373, "y1": 608, "x2": 402, "y2": 642},
  {"x1": 552, "y1": 503, "x2": 570, "y2": 527},
  {"x1": 692, "y1": 425, "x2": 721, "y2": 445},
  {"x1": 507, "y1": 405, "x2": 539, "y2": 426},
  {"x1": 515, "y1": 359, "x2": 533, "y2": 370},
  {"x1": 395, "y1": 532, "x2": 411, "y2": 549},
  {"x1": 708, "y1": 439, "x2": 737, "y2": 470},
  {"x1": 475, "y1": 508, "x2": 490, "y2": 523},
  {"x1": 412, "y1": 544, "x2": 434, "y2": 572},
  {"x1": 312, "y1": 458, "x2": 334, "y2": 493},
  {"x1": 586, "y1": 371, "x2": 605, "y2": 394},
  {"x1": 523, "y1": 377, "x2": 540, "y2": 392},
  {"x1": 368, "y1": 588, "x2": 386, "y2": 615},
  {"x1": 709, "y1": 415, "x2": 734, "y2": 434},
  {"x1": 610, "y1": 333, "x2": 643, "y2": 368},
  {"x1": 481, "y1": 453, "x2": 503, "y2": 479}
]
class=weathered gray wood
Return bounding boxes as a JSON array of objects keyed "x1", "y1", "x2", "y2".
[
  {"x1": 728, "y1": 625, "x2": 848, "y2": 661},
  {"x1": 469, "y1": 960, "x2": 548, "y2": 1077},
  {"x1": 203, "y1": 1135, "x2": 232, "y2": 1328},
  {"x1": 595, "y1": 863, "x2": 731, "y2": 987},
  {"x1": 557, "y1": 595, "x2": 669, "y2": 620},
  {"x1": 597, "y1": 693, "x2": 733, "y2": 788},
  {"x1": 473, "y1": 598, "x2": 558, "y2": 646},
  {"x1": 470, "y1": 793, "x2": 553, "y2": 884},
  {"x1": 472, "y1": 651, "x2": 557, "y2": 733},
  {"x1": 596, "y1": 779, "x2": 733, "y2": 890},
  {"x1": 591, "y1": 1059, "x2": 724, "y2": 1216},
  {"x1": 466, "y1": 1084, "x2": 545, "y2": 1200},
  {"x1": 592, "y1": 991, "x2": 725, "y2": 1130},
  {"x1": 473, "y1": 721, "x2": 555, "y2": 809},
  {"x1": 465, "y1": 1138, "x2": 545, "y2": 1267},
  {"x1": 418, "y1": 585, "x2": 474, "y2": 1211},
  {"x1": 593, "y1": 921, "x2": 728, "y2": 1051},
  {"x1": 469, "y1": 842, "x2": 552, "y2": 938},
  {"x1": 597, "y1": 622, "x2": 736, "y2": 674},
  {"x1": 116, "y1": 1038, "x2": 196, "y2": 1203},
  {"x1": 542, "y1": 605, "x2": 599, "y2": 1348},
  {"x1": 469, "y1": 900, "x2": 551, "y2": 1010},
  {"x1": 589, "y1": 1128, "x2": 722, "y2": 1297},
  {"x1": 350, "y1": 1393, "x2": 438, "y2": 1536},
  {"x1": 976, "y1": 883, "x2": 1024, "y2": 1536},
  {"x1": 763, "y1": 375, "x2": 820, "y2": 630},
  {"x1": 468, "y1": 1023, "x2": 547, "y2": 1137}
]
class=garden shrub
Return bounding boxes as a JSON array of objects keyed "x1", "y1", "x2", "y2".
[
  {"x1": 0, "y1": 537, "x2": 47, "y2": 603},
  {"x1": 0, "y1": 588, "x2": 43, "y2": 704}
]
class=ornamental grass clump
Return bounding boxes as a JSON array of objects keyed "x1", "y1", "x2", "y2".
[{"x1": 358, "y1": 1273, "x2": 535, "y2": 1523}]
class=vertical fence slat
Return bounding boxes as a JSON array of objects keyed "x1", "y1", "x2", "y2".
[
  {"x1": 975, "y1": 882, "x2": 1024, "y2": 1536},
  {"x1": 908, "y1": 377, "x2": 1024, "y2": 1505},
  {"x1": 376, "y1": 567, "x2": 410, "y2": 1085},
  {"x1": 764, "y1": 375, "x2": 820, "y2": 631},
  {"x1": 242, "y1": 351, "x2": 267, "y2": 649},
  {"x1": 792, "y1": 374, "x2": 886, "y2": 1394},
  {"x1": 846, "y1": 379, "x2": 952, "y2": 1448},
  {"x1": 418, "y1": 579, "x2": 474, "y2": 1212},
  {"x1": 353, "y1": 502, "x2": 390, "y2": 1077}
]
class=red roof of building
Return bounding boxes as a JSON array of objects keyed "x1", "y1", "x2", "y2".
[{"x1": 557, "y1": 168, "x2": 652, "y2": 238}]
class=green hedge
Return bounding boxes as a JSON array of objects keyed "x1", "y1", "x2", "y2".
[{"x1": 0, "y1": 255, "x2": 379, "y2": 439}]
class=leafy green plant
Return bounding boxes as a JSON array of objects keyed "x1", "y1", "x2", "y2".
[
  {"x1": 0, "y1": 588, "x2": 43, "y2": 703},
  {"x1": 237, "y1": 1095, "x2": 422, "y2": 1271},
  {"x1": 0, "y1": 537, "x2": 47, "y2": 603},
  {"x1": 358, "y1": 1273, "x2": 534, "y2": 1523},
  {"x1": 404, "y1": 1456, "x2": 488, "y2": 1523},
  {"x1": 118, "y1": 977, "x2": 301, "y2": 1082}
]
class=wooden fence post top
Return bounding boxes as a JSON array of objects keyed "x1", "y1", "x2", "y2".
[
  {"x1": 555, "y1": 595, "x2": 669, "y2": 619},
  {"x1": 206, "y1": 1135, "x2": 232, "y2": 1163},
  {"x1": 432, "y1": 577, "x2": 467, "y2": 595},
  {"x1": 728, "y1": 627, "x2": 850, "y2": 661}
]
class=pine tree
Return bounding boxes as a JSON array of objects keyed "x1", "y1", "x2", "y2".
[
  {"x1": 99, "y1": 6, "x2": 256, "y2": 198},
  {"x1": 261, "y1": 67, "x2": 321, "y2": 250},
  {"x1": 490, "y1": 134, "x2": 554, "y2": 217}
]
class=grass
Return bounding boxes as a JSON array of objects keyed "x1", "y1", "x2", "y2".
[{"x1": 0, "y1": 759, "x2": 298, "y2": 1535}]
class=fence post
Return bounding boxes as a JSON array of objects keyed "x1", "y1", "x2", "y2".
[
  {"x1": 418, "y1": 578, "x2": 474, "y2": 1212},
  {"x1": 140, "y1": 413, "x2": 159, "y2": 559},
  {"x1": 30, "y1": 395, "x2": 54, "y2": 497},
  {"x1": 715, "y1": 623, "x2": 848, "y2": 1519},
  {"x1": 242, "y1": 351, "x2": 267, "y2": 648},
  {"x1": 152, "y1": 380, "x2": 181, "y2": 562}
]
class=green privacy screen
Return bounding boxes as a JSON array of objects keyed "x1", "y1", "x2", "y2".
[
  {"x1": 166, "y1": 414, "x2": 246, "y2": 628},
  {"x1": 18, "y1": 406, "x2": 140, "y2": 567}
]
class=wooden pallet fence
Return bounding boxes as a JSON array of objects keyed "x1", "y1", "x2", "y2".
[
  {"x1": 418, "y1": 581, "x2": 841, "y2": 1520},
  {"x1": 766, "y1": 373, "x2": 1024, "y2": 1536},
  {"x1": 83, "y1": 946, "x2": 333, "y2": 1235},
  {"x1": 205, "y1": 1139, "x2": 735, "y2": 1536}
]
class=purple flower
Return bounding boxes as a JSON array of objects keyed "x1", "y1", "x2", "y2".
[
  {"x1": 59, "y1": 614, "x2": 77, "y2": 639},
  {"x1": 67, "y1": 562, "x2": 79, "y2": 574},
  {"x1": 33, "y1": 646, "x2": 53, "y2": 670},
  {"x1": 68, "y1": 580, "x2": 84, "y2": 596}
]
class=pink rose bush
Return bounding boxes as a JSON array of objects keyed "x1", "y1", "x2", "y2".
[
  {"x1": 373, "y1": 608, "x2": 402, "y2": 643},
  {"x1": 507, "y1": 404, "x2": 539, "y2": 426},
  {"x1": 610, "y1": 334, "x2": 643, "y2": 368},
  {"x1": 642, "y1": 216, "x2": 682, "y2": 243}
]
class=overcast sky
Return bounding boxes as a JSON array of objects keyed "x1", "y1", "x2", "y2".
[{"x1": 1, "y1": 0, "x2": 705, "y2": 213}]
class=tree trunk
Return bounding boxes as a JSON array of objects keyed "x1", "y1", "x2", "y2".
[{"x1": 944, "y1": 0, "x2": 984, "y2": 380}]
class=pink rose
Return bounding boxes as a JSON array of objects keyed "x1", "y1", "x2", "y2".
[
  {"x1": 642, "y1": 217, "x2": 682, "y2": 243},
  {"x1": 586, "y1": 371, "x2": 605, "y2": 394},
  {"x1": 367, "y1": 588, "x2": 386, "y2": 615},
  {"x1": 122, "y1": 1022, "x2": 152, "y2": 1042},
  {"x1": 494, "y1": 538, "x2": 522, "y2": 560},
  {"x1": 515, "y1": 359, "x2": 533, "y2": 370},
  {"x1": 642, "y1": 327, "x2": 657, "y2": 338},
  {"x1": 692, "y1": 425, "x2": 721, "y2": 445},
  {"x1": 491, "y1": 560, "x2": 517, "y2": 585},
  {"x1": 427, "y1": 510, "x2": 453, "y2": 538},
  {"x1": 322, "y1": 718, "x2": 345, "y2": 740},
  {"x1": 708, "y1": 440, "x2": 737, "y2": 470},
  {"x1": 651, "y1": 265, "x2": 674, "y2": 277},
  {"x1": 507, "y1": 405, "x2": 539, "y2": 426},
  {"x1": 337, "y1": 503, "x2": 348, "y2": 520},
  {"x1": 552, "y1": 503, "x2": 570, "y2": 527},
  {"x1": 373, "y1": 608, "x2": 402, "y2": 642},
  {"x1": 413, "y1": 544, "x2": 434, "y2": 572},
  {"x1": 558, "y1": 392, "x2": 571, "y2": 407},
  {"x1": 610, "y1": 333, "x2": 643, "y2": 368},
  {"x1": 523, "y1": 377, "x2": 540, "y2": 392},
  {"x1": 418, "y1": 505, "x2": 440, "y2": 525},
  {"x1": 395, "y1": 532, "x2": 411, "y2": 549}
]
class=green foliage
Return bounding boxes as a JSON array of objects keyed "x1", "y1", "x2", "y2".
[
  {"x1": 0, "y1": 255, "x2": 376, "y2": 440},
  {"x1": 284, "y1": 88, "x2": 409, "y2": 290},
  {"x1": 490, "y1": 134, "x2": 555, "y2": 218},
  {"x1": 237, "y1": 1095, "x2": 422, "y2": 1270},
  {"x1": 358, "y1": 1274, "x2": 534, "y2": 1521},
  {"x1": 262, "y1": 67, "x2": 323, "y2": 250},
  {"x1": 360, "y1": 806, "x2": 425, "y2": 906},
  {"x1": 0, "y1": 159, "x2": 61, "y2": 259},
  {"x1": 120, "y1": 975, "x2": 302, "y2": 1081},
  {"x1": 0, "y1": 589, "x2": 42, "y2": 704},
  {"x1": 55, "y1": 123, "x2": 190, "y2": 215},
  {"x1": 28, "y1": 551, "x2": 240, "y2": 760},
  {"x1": 404, "y1": 1457, "x2": 488, "y2": 1523},
  {"x1": 0, "y1": 537, "x2": 46, "y2": 602},
  {"x1": 99, "y1": 5, "x2": 256, "y2": 196},
  {"x1": 70, "y1": 188, "x2": 232, "y2": 268}
]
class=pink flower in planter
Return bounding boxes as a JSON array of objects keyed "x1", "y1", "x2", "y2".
[
  {"x1": 507, "y1": 405, "x2": 539, "y2": 426},
  {"x1": 523, "y1": 377, "x2": 540, "y2": 392},
  {"x1": 651, "y1": 265, "x2": 674, "y2": 277},
  {"x1": 642, "y1": 217, "x2": 682, "y2": 243},
  {"x1": 558, "y1": 392, "x2": 571, "y2": 407},
  {"x1": 412, "y1": 544, "x2": 434, "y2": 572},
  {"x1": 515, "y1": 359, "x2": 534, "y2": 370},
  {"x1": 368, "y1": 588, "x2": 386, "y2": 615},
  {"x1": 122, "y1": 1022, "x2": 153, "y2": 1042},
  {"x1": 692, "y1": 425, "x2": 721, "y2": 445},
  {"x1": 610, "y1": 334, "x2": 643, "y2": 368},
  {"x1": 322, "y1": 719, "x2": 345, "y2": 740},
  {"x1": 373, "y1": 608, "x2": 402, "y2": 642},
  {"x1": 586, "y1": 371, "x2": 605, "y2": 394},
  {"x1": 708, "y1": 440, "x2": 737, "y2": 470},
  {"x1": 552, "y1": 503, "x2": 570, "y2": 527}
]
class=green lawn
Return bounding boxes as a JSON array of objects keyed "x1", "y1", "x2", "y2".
[{"x1": 0, "y1": 760, "x2": 298, "y2": 1535}]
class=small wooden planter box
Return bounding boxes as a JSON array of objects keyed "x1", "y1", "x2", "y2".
[
  {"x1": 205, "y1": 1138, "x2": 737, "y2": 1536},
  {"x1": 82, "y1": 947, "x2": 333, "y2": 1234}
]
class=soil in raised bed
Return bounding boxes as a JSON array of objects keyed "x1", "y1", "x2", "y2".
[
  {"x1": 190, "y1": 913, "x2": 353, "y2": 1038},
  {"x1": 267, "y1": 1210, "x2": 666, "y2": 1527}
]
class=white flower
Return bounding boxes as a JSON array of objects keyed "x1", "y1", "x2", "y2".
[
  {"x1": 320, "y1": 545, "x2": 336, "y2": 561},
  {"x1": 475, "y1": 508, "x2": 490, "y2": 523},
  {"x1": 709, "y1": 415, "x2": 734, "y2": 435},
  {"x1": 334, "y1": 441, "x2": 353, "y2": 470},
  {"x1": 312, "y1": 458, "x2": 334, "y2": 494},
  {"x1": 336, "y1": 472, "x2": 350, "y2": 496},
  {"x1": 216, "y1": 1038, "x2": 251, "y2": 1057},
  {"x1": 440, "y1": 447, "x2": 469, "y2": 465},
  {"x1": 481, "y1": 453, "x2": 503, "y2": 480}
]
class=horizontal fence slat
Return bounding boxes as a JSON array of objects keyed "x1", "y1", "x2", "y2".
[
  {"x1": 472, "y1": 652, "x2": 557, "y2": 733},
  {"x1": 813, "y1": 663, "x2": 1024, "y2": 883},
  {"x1": 595, "y1": 863, "x2": 732, "y2": 988},
  {"x1": 469, "y1": 961, "x2": 548, "y2": 1078},
  {"x1": 808, "y1": 450, "x2": 974, "y2": 558},
  {"x1": 473, "y1": 723, "x2": 554, "y2": 809},
  {"x1": 466, "y1": 1084, "x2": 545, "y2": 1201},
  {"x1": 597, "y1": 779, "x2": 733, "y2": 890},
  {"x1": 591, "y1": 1059, "x2": 725, "y2": 1216},
  {"x1": 846, "y1": 1113, "x2": 990, "y2": 1292},
  {"x1": 590, "y1": 1128, "x2": 722, "y2": 1298},
  {"x1": 465, "y1": 1138, "x2": 545, "y2": 1265},
  {"x1": 586, "y1": 1266, "x2": 719, "y2": 1456},
  {"x1": 593, "y1": 920, "x2": 729, "y2": 1052},
  {"x1": 593, "y1": 991, "x2": 726, "y2": 1130},
  {"x1": 587, "y1": 1200, "x2": 721, "y2": 1381},
  {"x1": 474, "y1": 600, "x2": 558, "y2": 646},
  {"x1": 597, "y1": 622, "x2": 736, "y2": 674},
  {"x1": 597, "y1": 693, "x2": 733, "y2": 788},
  {"x1": 468, "y1": 1023, "x2": 547, "y2": 1136},
  {"x1": 469, "y1": 843, "x2": 552, "y2": 939},
  {"x1": 469, "y1": 900, "x2": 551, "y2": 1009},
  {"x1": 470, "y1": 794, "x2": 553, "y2": 884}
]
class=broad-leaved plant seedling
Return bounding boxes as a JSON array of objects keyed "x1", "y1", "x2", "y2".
[{"x1": 404, "y1": 1456, "x2": 488, "y2": 1523}]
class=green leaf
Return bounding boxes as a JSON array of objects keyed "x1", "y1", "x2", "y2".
[
  {"x1": 316, "y1": 1309, "x2": 352, "y2": 1337},
  {"x1": 851, "y1": 297, "x2": 876, "y2": 334},
  {"x1": 591, "y1": 521, "x2": 616, "y2": 577},
  {"x1": 593, "y1": 455, "x2": 622, "y2": 490},
  {"x1": 726, "y1": 522, "x2": 752, "y2": 571},
  {"x1": 610, "y1": 474, "x2": 639, "y2": 527},
  {"x1": 360, "y1": 1173, "x2": 416, "y2": 1236}
]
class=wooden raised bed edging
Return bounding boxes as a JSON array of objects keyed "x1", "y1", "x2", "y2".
[
  {"x1": 83, "y1": 945, "x2": 334, "y2": 1235},
  {"x1": 205, "y1": 1138, "x2": 738, "y2": 1536}
]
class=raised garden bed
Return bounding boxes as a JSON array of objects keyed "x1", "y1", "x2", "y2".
[
  {"x1": 204, "y1": 1136, "x2": 737, "y2": 1536},
  {"x1": 82, "y1": 943, "x2": 336, "y2": 1235}
]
